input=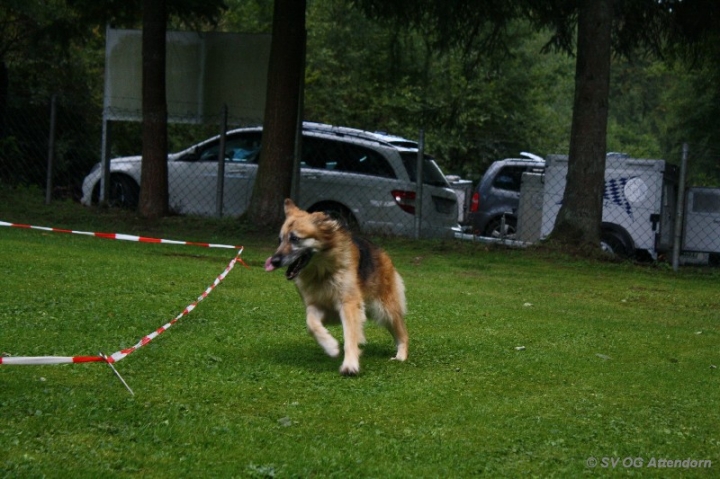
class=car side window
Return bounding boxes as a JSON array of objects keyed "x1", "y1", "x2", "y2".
[
  {"x1": 302, "y1": 138, "x2": 396, "y2": 179},
  {"x1": 197, "y1": 132, "x2": 262, "y2": 163},
  {"x1": 340, "y1": 145, "x2": 395, "y2": 178},
  {"x1": 492, "y1": 166, "x2": 527, "y2": 192},
  {"x1": 301, "y1": 137, "x2": 336, "y2": 170}
]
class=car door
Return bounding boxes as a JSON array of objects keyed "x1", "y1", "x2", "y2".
[
  {"x1": 298, "y1": 136, "x2": 401, "y2": 230},
  {"x1": 219, "y1": 132, "x2": 261, "y2": 216},
  {"x1": 168, "y1": 131, "x2": 260, "y2": 216}
]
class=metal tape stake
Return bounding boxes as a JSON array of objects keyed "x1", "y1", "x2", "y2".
[{"x1": 100, "y1": 353, "x2": 135, "y2": 396}]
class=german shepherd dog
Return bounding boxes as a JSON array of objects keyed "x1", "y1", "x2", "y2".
[{"x1": 265, "y1": 199, "x2": 408, "y2": 375}]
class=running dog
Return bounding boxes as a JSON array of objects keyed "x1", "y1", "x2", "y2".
[{"x1": 264, "y1": 199, "x2": 408, "y2": 375}]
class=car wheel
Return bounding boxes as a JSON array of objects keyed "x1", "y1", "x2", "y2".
[
  {"x1": 483, "y1": 215, "x2": 517, "y2": 239},
  {"x1": 92, "y1": 175, "x2": 140, "y2": 209}
]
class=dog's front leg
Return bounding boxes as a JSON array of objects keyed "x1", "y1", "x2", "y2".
[
  {"x1": 339, "y1": 301, "x2": 366, "y2": 376},
  {"x1": 306, "y1": 305, "x2": 340, "y2": 358}
]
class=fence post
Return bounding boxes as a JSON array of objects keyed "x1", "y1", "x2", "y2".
[
  {"x1": 215, "y1": 104, "x2": 228, "y2": 217},
  {"x1": 672, "y1": 143, "x2": 689, "y2": 271},
  {"x1": 99, "y1": 118, "x2": 112, "y2": 205},
  {"x1": 414, "y1": 129, "x2": 425, "y2": 239},
  {"x1": 45, "y1": 94, "x2": 57, "y2": 205}
]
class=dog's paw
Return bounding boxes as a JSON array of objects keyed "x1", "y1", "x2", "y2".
[
  {"x1": 320, "y1": 339, "x2": 340, "y2": 358},
  {"x1": 391, "y1": 345, "x2": 408, "y2": 362},
  {"x1": 339, "y1": 361, "x2": 360, "y2": 376}
]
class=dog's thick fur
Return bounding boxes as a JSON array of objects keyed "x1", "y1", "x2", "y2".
[{"x1": 265, "y1": 199, "x2": 408, "y2": 375}]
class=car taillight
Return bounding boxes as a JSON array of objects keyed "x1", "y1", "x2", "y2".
[
  {"x1": 470, "y1": 192, "x2": 479, "y2": 213},
  {"x1": 391, "y1": 190, "x2": 416, "y2": 214}
]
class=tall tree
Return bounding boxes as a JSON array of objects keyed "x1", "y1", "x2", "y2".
[
  {"x1": 139, "y1": 0, "x2": 169, "y2": 219},
  {"x1": 246, "y1": 0, "x2": 306, "y2": 228},
  {"x1": 528, "y1": 0, "x2": 720, "y2": 250},
  {"x1": 550, "y1": 0, "x2": 613, "y2": 249},
  {"x1": 136, "y1": 0, "x2": 226, "y2": 219}
]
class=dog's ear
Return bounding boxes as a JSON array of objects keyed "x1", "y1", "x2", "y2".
[
  {"x1": 283, "y1": 198, "x2": 299, "y2": 215},
  {"x1": 312, "y1": 211, "x2": 342, "y2": 233}
]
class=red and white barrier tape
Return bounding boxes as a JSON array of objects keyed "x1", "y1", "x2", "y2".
[
  {"x1": 1, "y1": 220, "x2": 243, "y2": 249},
  {"x1": 0, "y1": 248, "x2": 244, "y2": 366},
  {"x1": 107, "y1": 248, "x2": 242, "y2": 364},
  {"x1": 0, "y1": 355, "x2": 104, "y2": 365}
]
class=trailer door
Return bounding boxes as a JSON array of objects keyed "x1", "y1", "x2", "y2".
[{"x1": 683, "y1": 188, "x2": 720, "y2": 253}]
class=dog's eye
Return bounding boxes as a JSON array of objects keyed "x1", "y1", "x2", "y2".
[{"x1": 289, "y1": 232, "x2": 300, "y2": 243}]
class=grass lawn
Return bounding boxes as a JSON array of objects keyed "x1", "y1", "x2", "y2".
[{"x1": 1, "y1": 188, "x2": 719, "y2": 478}]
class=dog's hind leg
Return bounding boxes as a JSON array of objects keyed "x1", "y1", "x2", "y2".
[
  {"x1": 389, "y1": 271, "x2": 409, "y2": 361},
  {"x1": 369, "y1": 299, "x2": 409, "y2": 362},
  {"x1": 380, "y1": 271, "x2": 408, "y2": 362},
  {"x1": 339, "y1": 301, "x2": 366, "y2": 376},
  {"x1": 387, "y1": 314, "x2": 409, "y2": 362},
  {"x1": 306, "y1": 305, "x2": 340, "y2": 358}
]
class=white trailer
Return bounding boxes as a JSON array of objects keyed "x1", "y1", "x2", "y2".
[
  {"x1": 540, "y1": 154, "x2": 679, "y2": 258},
  {"x1": 683, "y1": 187, "x2": 720, "y2": 255}
]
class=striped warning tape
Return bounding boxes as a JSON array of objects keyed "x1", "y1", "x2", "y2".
[
  {"x1": 0, "y1": 220, "x2": 243, "y2": 249},
  {"x1": 106, "y1": 248, "x2": 242, "y2": 364},
  {"x1": 0, "y1": 355, "x2": 103, "y2": 365},
  {"x1": 0, "y1": 248, "x2": 244, "y2": 366}
]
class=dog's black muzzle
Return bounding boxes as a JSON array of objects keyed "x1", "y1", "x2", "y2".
[{"x1": 272, "y1": 251, "x2": 314, "y2": 280}]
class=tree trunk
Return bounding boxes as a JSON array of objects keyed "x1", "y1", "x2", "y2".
[
  {"x1": 0, "y1": 60, "x2": 8, "y2": 138},
  {"x1": 246, "y1": 0, "x2": 306, "y2": 228},
  {"x1": 139, "y1": 0, "x2": 169, "y2": 219},
  {"x1": 551, "y1": 0, "x2": 613, "y2": 249}
]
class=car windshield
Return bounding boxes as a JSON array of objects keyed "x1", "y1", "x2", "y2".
[{"x1": 400, "y1": 152, "x2": 450, "y2": 187}]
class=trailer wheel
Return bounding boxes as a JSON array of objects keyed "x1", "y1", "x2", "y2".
[{"x1": 600, "y1": 229, "x2": 633, "y2": 258}]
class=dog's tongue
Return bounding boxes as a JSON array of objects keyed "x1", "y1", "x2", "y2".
[{"x1": 264, "y1": 257, "x2": 276, "y2": 272}]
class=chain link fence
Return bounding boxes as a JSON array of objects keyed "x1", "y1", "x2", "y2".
[
  {"x1": 4, "y1": 93, "x2": 718, "y2": 260},
  {"x1": 1, "y1": 94, "x2": 101, "y2": 202},
  {"x1": 461, "y1": 148, "x2": 720, "y2": 266}
]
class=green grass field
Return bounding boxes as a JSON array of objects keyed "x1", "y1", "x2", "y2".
[{"x1": 1, "y1": 189, "x2": 719, "y2": 477}]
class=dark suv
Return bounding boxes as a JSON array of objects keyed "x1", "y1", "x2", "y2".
[{"x1": 468, "y1": 153, "x2": 545, "y2": 238}]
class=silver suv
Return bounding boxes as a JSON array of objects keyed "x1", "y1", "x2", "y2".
[
  {"x1": 81, "y1": 122, "x2": 459, "y2": 237},
  {"x1": 467, "y1": 153, "x2": 545, "y2": 238}
]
